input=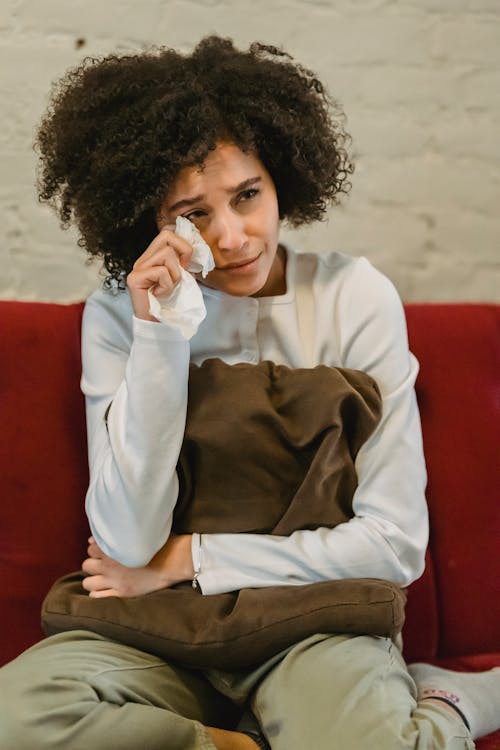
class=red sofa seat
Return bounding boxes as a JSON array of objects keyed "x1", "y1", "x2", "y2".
[{"x1": 0, "y1": 300, "x2": 498, "y2": 748}]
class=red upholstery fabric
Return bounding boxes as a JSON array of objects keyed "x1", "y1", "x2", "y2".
[
  {"x1": 405, "y1": 304, "x2": 500, "y2": 750},
  {"x1": 405, "y1": 304, "x2": 500, "y2": 659},
  {"x1": 402, "y1": 549, "x2": 439, "y2": 663},
  {"x1": 0, "y1": 300, "x2": 498, "y2": 748},
  {"x1": 0, "y1": 301, "x2": 89, "y2": 666}
]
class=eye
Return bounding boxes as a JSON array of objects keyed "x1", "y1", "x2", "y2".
[
  {"x1": 182, "y1": 209, "x2": 207, "y2": 222},
  {"x1": 237, "y1": 188, "x2": 260, "y2": 203}
]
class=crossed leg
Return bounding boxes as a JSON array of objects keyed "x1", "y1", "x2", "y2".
[{"x1": 0, "y1": 630, "x2": 239, "y2": 750}]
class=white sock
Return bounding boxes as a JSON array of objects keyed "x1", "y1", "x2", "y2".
[{"x1": 408, "y1": 662, "x2": 500, "y2": 740}]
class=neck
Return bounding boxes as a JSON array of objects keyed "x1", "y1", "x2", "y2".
[{"x1": 252, "y1": 244, "x2": 287, "y2": 298}]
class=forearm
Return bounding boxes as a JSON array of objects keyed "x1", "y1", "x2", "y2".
[
  {"x1": 82, "y1": 533, "x2": 195, "y2": 598},
  {"x1": 196, "y1": 511, "x2": 427, "y2": 595},
  {"x1": 84, "y1": 314, "x2": 191, "y2": 567},
  {"x1": 196, "y1": 357, "x2": 428, "y2": 596}
]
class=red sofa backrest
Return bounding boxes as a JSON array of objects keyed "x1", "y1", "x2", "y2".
[
  {"x1": 0, "y1": 301, "x2": 499, "y2": 668},
  {"x1": 0, "y1": 302, "x2": 89, "y2": 666},
  {"x1": 404, "y1": 304, "x2": 500, "y2": 661}
]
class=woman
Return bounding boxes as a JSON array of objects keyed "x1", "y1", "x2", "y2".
[{"x1": 1, "y1": 35, "x2": 498, "y2": 750}]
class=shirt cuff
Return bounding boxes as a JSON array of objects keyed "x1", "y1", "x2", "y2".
[
  {"x1": 191, "y1": 532, "x2": 204, "y2": 593},
  {"x1": 132, "y1": 315, "x2": 190, "y2": 342}
]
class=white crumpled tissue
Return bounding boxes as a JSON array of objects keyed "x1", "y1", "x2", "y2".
[{"x1": 148, "y1": 216, "x2": 215, "y2": 339}]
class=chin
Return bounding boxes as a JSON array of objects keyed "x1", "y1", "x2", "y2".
[
  {"x1": 224, "y1": 284, "x2": 263, "y2": 298},
  {"x1": 235, "y1": 276, "x2": 269, "y2": 297},
  {"x1": 202, "y1": 274, "x2": 267, "y2": 298}
]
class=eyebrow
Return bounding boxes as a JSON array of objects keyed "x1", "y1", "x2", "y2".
[{"x1": 167, "y1": 176, "x2": 262, "y2": 213}]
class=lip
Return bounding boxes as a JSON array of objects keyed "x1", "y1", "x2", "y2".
[{"x1": 216, "y1": 254, "x2": 261, "y2": 271}]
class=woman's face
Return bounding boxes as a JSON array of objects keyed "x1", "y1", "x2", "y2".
[{"x1": 158, "y1": 142, "x2": 285, "y2": 297}]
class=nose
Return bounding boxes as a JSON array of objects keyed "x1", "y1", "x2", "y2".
[{"x1": 209, "y1": 210, "x2": 248, "y2": 255}]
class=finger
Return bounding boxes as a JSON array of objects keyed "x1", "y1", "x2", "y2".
[
  {"x1": 82, "y1": 557, "x2": 102, "y2": 575},
  {"x1": 158, "y1": 226, "x2": 194, "y2": 268},
  {"x1": 133, "y1": 244, "x2": 184, "y2": 273},
  {"x1": 87, "y1": 540, "x2": 104, "y2": 558},
  {"x1": 153, "y1": 253, "x2": 183, "y2": 285},
  {"x1": 158, "y1": 222, "x2": 176, "y2": 233},
  {"x1": 89, "y1": 588, "x2": 120, "y2": 598},
  {"x1": 82, "y1": 574, "x2": 109, "y2": 592},
  {"x1": 130, "y1": 250, "x2": 183, "y2": 285},
  {"x1": 150, "y1": 267, "x2": 183, "y2": 297},
  {"x1": 134, "y1": 230, "x2": 193, "y2": 269},
  {"x1": 131, "y1": 265, "x2": 182, "y2": 298},
  {"x1": 163, "y1": 231, "x2": 193, "y2": 270}
]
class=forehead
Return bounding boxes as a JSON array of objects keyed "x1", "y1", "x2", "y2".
[{"x1": 168, "y1": 142, "x2": 266, "y2": 198}]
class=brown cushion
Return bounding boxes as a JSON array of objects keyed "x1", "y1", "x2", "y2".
[
  {"x1": 174, "y1": 361, "x2": 381, "y2": 535},
  {"x1": 42, "y1": 359, "x2": 406, "y2": 669},
  {"x1": 43, "y1": 574, "x2": 406, "y2": 669}
]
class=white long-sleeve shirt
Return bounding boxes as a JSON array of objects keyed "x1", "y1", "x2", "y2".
[{"x1": 81, "y1": 246, "x2": 428, "y2": 594}]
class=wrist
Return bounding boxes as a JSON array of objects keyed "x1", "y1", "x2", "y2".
[
  {"x1": 177, "y1": 534, "x2": 195, "y2": 582},
  {"x1": 151, "y1": 534, "x2": 194, "y2": 587}
]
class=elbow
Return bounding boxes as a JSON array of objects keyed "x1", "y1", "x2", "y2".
[
  {"x1": 92, "y1": 531, "x2": 154, "y2": 568},
  {"x1": 396, "y1": 541, "x2": 427, "y2": 587},
  {"x1": 361, "y1": 512, "x2": 428, "y2": 587},
  {"x1": 109, "y1": 545, "x2": 153, "y2": 568},
  {"x1": 403, "y1": 511, "x2": 429, "y2": 586},
  {"x1": 87, "y1": 521, "x2": 166, "y2": 568},
  {"x1": 85, "y1": 485, "x2": 173, "y2": 568},
  {"x1": 413, "y1": 545, "x2": 427, "y2": 582}
]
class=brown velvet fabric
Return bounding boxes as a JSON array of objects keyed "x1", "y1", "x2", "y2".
[
  {"x1": 175, "y1": 360, "x2": 381, "y2": 535},
  {"x1": 43, "y1": 574, "x2": 406, "y2": 669},
  {"x1": 42, "y1": 359, "x2": 407, "y2": 669}
]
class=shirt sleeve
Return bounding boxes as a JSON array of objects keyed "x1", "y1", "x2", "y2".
[
  {"x1": 81, "y1": 290, "x2": 191, "y2": 567},
  {"x1": 196, "y1": 257, "x2": 428, "y2": 594}
]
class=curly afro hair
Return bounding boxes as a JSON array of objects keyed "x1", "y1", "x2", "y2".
[{"x1": 35, "y1": 35, "x2": 354, "y2": 288}]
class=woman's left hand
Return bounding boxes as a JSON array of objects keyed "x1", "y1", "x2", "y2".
[{"x1": 81, "y1": 534, "x2": 194, "y2": 598}]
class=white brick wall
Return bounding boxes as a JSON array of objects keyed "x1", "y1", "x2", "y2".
[{"x1": 1, "y1": 0, "x2": 498, "y2": 302}]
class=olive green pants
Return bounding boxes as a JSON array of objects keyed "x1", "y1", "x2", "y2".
[{"x1": 0, "y1": 630, "x2": 474, "y2": 750}]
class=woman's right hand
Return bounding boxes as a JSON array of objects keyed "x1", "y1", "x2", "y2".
[
  {"x1": 126, "y1": 225, "x2": 194, "y2": 321},
  {"x1": 81, "y1": 535, "x2": 194, "y2": 597}
]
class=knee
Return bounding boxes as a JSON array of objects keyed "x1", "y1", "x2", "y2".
[
  {"x1": 0, "y1": 681, "x2": 89, "y2": 750},
  {"x1": 0, "y1": 688, "x2": 36, "y2": 750},
  {"x1": 0, "y1": 647, "x2": 93, "y2": 750}
]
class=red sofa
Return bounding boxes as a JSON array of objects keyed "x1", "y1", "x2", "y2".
[{"x1": 0, "y1": 300, "x2": 499, "y2": 748}]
